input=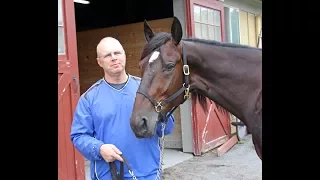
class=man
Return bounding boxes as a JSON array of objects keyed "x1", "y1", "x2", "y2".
[{"x1": 70, "y1": 37, "x2": 175, "y2": 180}]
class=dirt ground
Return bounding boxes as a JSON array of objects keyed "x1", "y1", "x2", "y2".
[{"x1": 162, "y1": 135, "x2": 262, "y2": 180}]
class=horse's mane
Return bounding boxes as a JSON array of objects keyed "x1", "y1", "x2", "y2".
[{"x1": 183, "y1": 37, "x2": 262, "y2": 51}]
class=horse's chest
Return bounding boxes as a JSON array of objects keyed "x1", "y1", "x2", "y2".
[{"x1": 255, "y1": 91, "x2": 262, "y2": 114}]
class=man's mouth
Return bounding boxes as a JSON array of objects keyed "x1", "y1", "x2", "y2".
[{"x1": 111, "y1": 63, "x2": 120, "y2": 67}]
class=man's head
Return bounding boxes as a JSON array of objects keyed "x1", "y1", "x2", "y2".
[{"x1": 96, "y1": 37, "x2": 126, "y2": 76}]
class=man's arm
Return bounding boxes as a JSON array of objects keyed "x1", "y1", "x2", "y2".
[
  {"x1": 70, "y1": 96, "x2": 104, "y2": 161},
  {"x1": 156, "y1": 114, "x2": 175, "y2": 137}
]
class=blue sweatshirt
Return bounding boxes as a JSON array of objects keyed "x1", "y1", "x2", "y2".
[{"x1": 70, "y1": 74, "x2": 175, "y2": 180}]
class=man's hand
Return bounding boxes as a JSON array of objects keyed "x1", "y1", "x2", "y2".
[{"x1": 100, "y1": 144, "x2": 123, "y2": 162}]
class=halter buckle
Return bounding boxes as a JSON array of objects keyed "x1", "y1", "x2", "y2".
[
  {"x1": 183, "y1": 65, "x2": 190, "y2": 75},
  {"x1": 155, "y1": 102, "x2": 162, "y2": 113},
  {"x1": 183, "y1": 84, "x2": 191, "y2": 99}
]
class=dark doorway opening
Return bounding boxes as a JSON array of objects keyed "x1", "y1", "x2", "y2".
[{"x1": 75, "y1": 0, "x2": 174, "y2": 32}]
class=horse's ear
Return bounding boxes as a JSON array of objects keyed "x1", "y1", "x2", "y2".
[
  {"x1": 171, "y1": 16, "x2": 183, "y2": 45},
  {"x1": 144, "y1": 19, "x2": 154, "y2": 42}
]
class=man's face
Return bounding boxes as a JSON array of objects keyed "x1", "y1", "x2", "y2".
[{"x1": 97, "y1": 41, "x2": 126, "y2": 75}]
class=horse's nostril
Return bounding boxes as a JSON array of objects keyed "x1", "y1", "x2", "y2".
[{"x1": 141, "y1": 116, "x2": 148, "y2": 128}]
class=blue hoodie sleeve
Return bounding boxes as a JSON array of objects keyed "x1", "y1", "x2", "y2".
[
  {"x1": 156, "y1": 114, "x2": 175, "y2": 137},
  {"x1": 70, "y1": 95, "x2": 104, "y2": 161}
]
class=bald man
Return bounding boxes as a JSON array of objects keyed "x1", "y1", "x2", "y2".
[{"x1": 70, "y1": 37, "x2": 175, "y2": 180}]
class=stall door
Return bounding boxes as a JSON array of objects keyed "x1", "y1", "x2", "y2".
[
  {"x1": 186, "y1": 0, "x2": 231, "y2": 155},
  {"x1": 58, "y1": 0, "x2": 85, "y2": 179}
]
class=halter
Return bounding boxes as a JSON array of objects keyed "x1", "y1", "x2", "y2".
[{"x1": 136, "y1": 42, "x2": 191, "y2": 121}]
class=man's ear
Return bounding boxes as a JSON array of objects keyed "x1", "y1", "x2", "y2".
[{"x1": 96, "y1": 58, "x2": 102, "y2": 67}]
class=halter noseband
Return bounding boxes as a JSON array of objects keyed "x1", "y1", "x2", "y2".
[{"x1": 136, "y1": 42, "x2": 191, "y2": 121}]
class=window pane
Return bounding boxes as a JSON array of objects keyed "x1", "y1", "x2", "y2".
[
  {"x1": 201, "y1": 24, "x2": 208, "y2": 39},
  {"x1": 214, "y1": 26, "x2": 222, "y2": 42},
  {"x1": 58, "y1": 0, "x2": 63, "y2": 26},
  {"x1": 213, "y1": 10, "x2": 221, "y2": 26},
  {"x1": 58, "y1": 27, "x2": 65, "y2": 54},
  {"x1": 208, "y1": 25, "x2": 215, "y2": 40},
  {"x1": 200, "y1": 7, "x2": 208, "y2": 24},
  {"x1": 230, "y1": 8, "x2": 240, "y2": 44},
  {"x1": 194, "y1": 5, "x2": 201, "y2": 22},
  {"x1": 195, "y1": 23, "x2": 202, "y2": 38},
  {"x1": 208, "y1": 9, "x2": 214, "y2": 25}
]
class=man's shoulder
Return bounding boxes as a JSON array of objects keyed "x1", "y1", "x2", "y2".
[
  {"x1": 130, "y1": 75, "x2": 141, "y2": 83},
  {"x1": 82, "y1": 79, "x2": 104, "y2": 100}
]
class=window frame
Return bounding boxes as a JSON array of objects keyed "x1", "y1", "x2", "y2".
[
  {"x1": 193, "y1": 4, "x2": 222, "y2": 41},
  {"x1": 185, "y1": 0, "x2": 226, "y2": 42},
  {"x1": 58, "y1": 0, "x2": 68, "y2": 60}
]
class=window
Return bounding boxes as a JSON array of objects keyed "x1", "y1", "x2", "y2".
[
  {"x1": 224, "y1": 6, "x2": 240, "y2": 44},
  {"x1": 193, "y1": 5, "x2": 222, "y2": 41},
  {"x1": 58, "y1": 0, "x2": 65, "y2": 54}
]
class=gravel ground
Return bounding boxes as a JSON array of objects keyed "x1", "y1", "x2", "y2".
[{"x1": 162, "y1": 135, "x2": 262, "y2": 180}]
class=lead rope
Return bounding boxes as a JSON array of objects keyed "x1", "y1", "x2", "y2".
[
  {"x1": 155, "y1": 123, "x2": 166, "y2": 180},
  {"x1": 128, "y1": 123, "x2": 166, "y2": 180}
]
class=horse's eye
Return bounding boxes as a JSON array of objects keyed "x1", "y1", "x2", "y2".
[{"x1": 166, "y1": 63, "x2": 175, "y2": 71}]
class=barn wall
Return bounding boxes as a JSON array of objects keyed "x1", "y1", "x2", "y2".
[
  {"x1": 76, "y1": 17, "x2": 183, "y2": 149},
  {"x1": 239, "y1": 10, "x2": 260, "y2": 47}
]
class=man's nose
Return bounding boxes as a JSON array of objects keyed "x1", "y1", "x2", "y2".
[{"x1": 111, "y1": 53, "x2": 117, "y2": 60}]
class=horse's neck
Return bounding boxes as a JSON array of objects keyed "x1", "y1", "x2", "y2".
[{"x1": 185, "y1": 41, "x2": 262, "y2": 120}]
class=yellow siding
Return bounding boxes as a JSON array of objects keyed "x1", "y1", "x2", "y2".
[
  {"x1": 247, "y1": 13, "x2": 257, "y2": 47},
  {"x1": 255, "y1": 14, "x2": 262, "y2": 48},
  {"x1": 239, "y1": 10, "x2": 261, "y2": 48},
  {"x1": 239, "y1": 10, "x2": 249, "y2": 45}
]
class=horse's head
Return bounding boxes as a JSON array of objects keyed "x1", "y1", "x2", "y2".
[{"x1": 130, "y1": 17, "x2": 189, "y2": 138}]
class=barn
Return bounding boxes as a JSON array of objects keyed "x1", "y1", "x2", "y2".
[{"x1": 58, "y1": 0, "x2": 262, "y2": 179}]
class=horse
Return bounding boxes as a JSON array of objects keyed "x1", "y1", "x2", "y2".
[{"x1": 129, "y1": 16, "x2": 262, "y2": 160}]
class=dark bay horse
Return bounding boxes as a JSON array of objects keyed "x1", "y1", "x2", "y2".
[{"x1": 130, "y1": 17, "x2": 262, "y2": 160}]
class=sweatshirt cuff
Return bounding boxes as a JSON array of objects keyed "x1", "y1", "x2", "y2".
[{"x1": 93, "y1": 141, "x2": 104, "y2": 160}]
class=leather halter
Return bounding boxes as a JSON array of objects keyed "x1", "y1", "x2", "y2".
[{"x1": 136, "y1": 42, "x2": 191, "y2": 121}]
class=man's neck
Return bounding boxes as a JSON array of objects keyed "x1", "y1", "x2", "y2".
[{"x1": 104, "y1": 71, "x2": 128, "y2": 84}]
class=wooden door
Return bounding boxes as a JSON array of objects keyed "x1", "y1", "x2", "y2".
[
  {"x1": 185, "y1": 0, "x2": 231, "y2": 155},
  {"x1": 58, "y1": 0, "x2": 85, "y2": 180}
]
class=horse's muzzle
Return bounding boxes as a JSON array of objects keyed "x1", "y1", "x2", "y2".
[{"x1": 130, "y1": 114, "x2": 157, "y2": 138}]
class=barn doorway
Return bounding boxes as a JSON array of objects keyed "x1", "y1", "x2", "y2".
[{"x1": 73, "y1": 0, "x2": 186, "y2": 179}]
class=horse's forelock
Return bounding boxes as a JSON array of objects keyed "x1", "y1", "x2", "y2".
[{"x1": 140, "y1": 32, "x2": 172, "y2": 61}]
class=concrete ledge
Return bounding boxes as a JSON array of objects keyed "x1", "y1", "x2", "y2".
[{"x1": 163, "y1": 149, "x2": 194, "y2": 169}]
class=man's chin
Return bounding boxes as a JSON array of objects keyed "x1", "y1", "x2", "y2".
[{"x1": 111, "y1": 68, "x2": 124, "y2": 74}]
